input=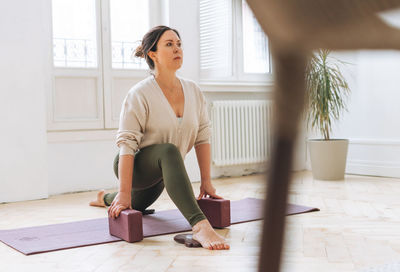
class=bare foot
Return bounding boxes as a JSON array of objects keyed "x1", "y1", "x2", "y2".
[
  {"x1": 89, "y1": 190, "x2": 106, "y2": 207},
  {"x1": 192, "y1": 219, "x2": 230, "y2": 250}
]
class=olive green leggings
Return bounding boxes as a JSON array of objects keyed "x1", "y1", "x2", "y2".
[{"x1": 103, "y1": 143, "x2": 207, "y2": 227}]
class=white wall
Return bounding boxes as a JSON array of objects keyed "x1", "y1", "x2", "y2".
[
  {"x1": 0, "y1": 0, "x2": 50, "y2": 202},
  {"x1": 334, "y1": 50, "x2": 400, "y2": 178},
  {"x1": 305, "y1": 49, "x2": 400, "y2": 178},
  {"x1": 304, "y1": 10, "x2": 400, "y2": 178}
]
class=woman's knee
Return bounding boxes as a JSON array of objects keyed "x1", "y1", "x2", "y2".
[
  {"x1": 157, "y1": 143, "x2": 181, "y2": 159},
  {"x1": 131, "y1": 181, "x2": 165, "y2": 211}
]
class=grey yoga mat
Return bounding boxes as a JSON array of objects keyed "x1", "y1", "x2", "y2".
[{"x1": 0, "y1": 197, "x2": 319, "y2": 255}]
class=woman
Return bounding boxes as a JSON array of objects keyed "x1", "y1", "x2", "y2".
[{"x1": 90, "y1": 25, "x2": 229, "y2": 250}]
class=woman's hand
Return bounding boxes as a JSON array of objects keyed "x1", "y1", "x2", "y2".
[
  {"x1": 197, "y1": 180, "x2": 223, "y2": 200},
  {"x1": 108, "y1": 191, "x2": 132, "y2": 219}
]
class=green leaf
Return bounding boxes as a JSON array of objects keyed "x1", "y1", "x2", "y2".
[{"x1": 304, "y1": 49, "x2": 351, "y2": 140}]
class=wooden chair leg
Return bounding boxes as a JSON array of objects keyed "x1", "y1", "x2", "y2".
[{"x1": 258, "y1": 49, "x2": 308, "y2": 272}]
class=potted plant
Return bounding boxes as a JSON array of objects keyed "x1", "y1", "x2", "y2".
[{"x1": 305, "y1": 49, "x2": 351, "y2": 180}]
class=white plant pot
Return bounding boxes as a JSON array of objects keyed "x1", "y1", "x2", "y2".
[{"x1": 308, "y1": 139, "x2": 349, "y2": 180}]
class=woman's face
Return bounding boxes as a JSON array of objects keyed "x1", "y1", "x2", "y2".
[{"x1": 148, "y1": 30, "x2": 183, "y2": 72}]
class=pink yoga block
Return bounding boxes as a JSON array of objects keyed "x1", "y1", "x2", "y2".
[
  {"x1": 197, "y1": 198, "x2": 231, "y2": 228},
  {"x1": 108, "y1": 209, "x2": 143, "y2": 242}
]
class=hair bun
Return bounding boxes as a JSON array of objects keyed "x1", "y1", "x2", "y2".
[{"x1": 134, "y1": 45, "x2": 145, "y2": 58}]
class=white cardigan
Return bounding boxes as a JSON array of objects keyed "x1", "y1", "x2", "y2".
[{"x1": 116, "y1": 75, "x2": 211, "y2": 160}]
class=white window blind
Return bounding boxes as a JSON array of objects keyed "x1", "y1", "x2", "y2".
[
  {"x1": 199, "y1": 0, "x2": 271, "y2": 83},
  {"x1": 242, "y1": 0, "x2": 270, "y2": 74},
  {"x1": 199, "y1": 0, "x2": 233, "y2": 79}
]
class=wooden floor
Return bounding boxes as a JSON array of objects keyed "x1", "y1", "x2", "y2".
[{"x1": 1, "y1": 171, "x2": 400, "y2": 272}]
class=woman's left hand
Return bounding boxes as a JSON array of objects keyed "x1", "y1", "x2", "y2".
[{"x1": 197, "y1": 181, "x2": 223, "y2": 200}]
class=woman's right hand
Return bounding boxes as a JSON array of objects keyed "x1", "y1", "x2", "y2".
[{"x1": 108, "y1": 191, "x2": 132, "y2": 219}]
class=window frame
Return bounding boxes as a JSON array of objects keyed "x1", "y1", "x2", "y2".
[
  {"x1": 48, "y1": 0, "x2": 105, "y2": 131},
  {"x1": 199, "y1": 0, "x2": 273, "y2": 86},
  {"x1": 48, "y1": 0, "x2": 164, "y2": 131}
]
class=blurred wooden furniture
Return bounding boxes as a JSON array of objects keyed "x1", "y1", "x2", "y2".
[{"x1": 244, "y1": 1, "x2": 400, "y2": 271}]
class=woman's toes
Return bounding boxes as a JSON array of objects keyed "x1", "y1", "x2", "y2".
[{"x1": 203, "y1": 241, "x2": 212, "y2": 250}]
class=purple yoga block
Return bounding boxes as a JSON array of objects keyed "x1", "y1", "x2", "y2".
[
  {"x1": 197, "y1": 198, "x2": 231, "y2": 228},
  {"x1": 108, "y1": 209, "x2": 143, "y2": 243}
]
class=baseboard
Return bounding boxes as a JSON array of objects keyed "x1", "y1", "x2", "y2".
[{"x1": 347, "y1": 159, "x2": 400, "y2": 178}]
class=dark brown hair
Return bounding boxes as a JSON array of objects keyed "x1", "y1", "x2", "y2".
[{"x1": 134, "y1": 25, "x2": 181, "y2": 70}]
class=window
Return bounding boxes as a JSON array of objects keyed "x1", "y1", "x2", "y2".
[
  {"x1": 199, "y1": 0, "x2": 233, "y2": 79},
  {"x1": 110, "y1": 0, "x2": 149, "y2": 69},
  {"x1": 49, "y1": 0, "x2": 161, "y2": 131},
  {"x1": 52, "y1": 0, "x2": 98, "y2": 68},
  {"x1": 51, "y1": 0, "x2": 150, "y2": 70},
  {"x1": 199, "y1": 0, "x2": 271, "y2": 83},
  {"x1": 241, "y1": 0, "x2": 270, "y2": 74}
]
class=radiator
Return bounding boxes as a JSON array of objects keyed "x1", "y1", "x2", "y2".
[{"x1": 210, "y1": 100, "x2": 273, "y2": 166}]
